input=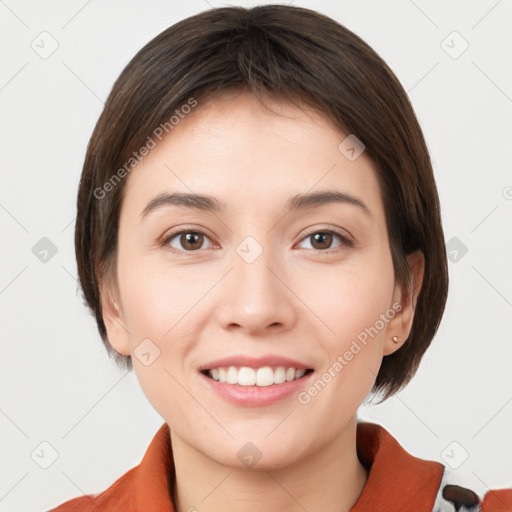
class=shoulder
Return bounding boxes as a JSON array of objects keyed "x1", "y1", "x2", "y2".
[
  {"x1": 48, "y1": 466, "x2": 138, "y2": 511},
  {"x1": 354, "y1": 422, "x2": 512, "y2": 512},
  {"x1": 48, "y1": 422, "x2": 174, "y2": 511}
]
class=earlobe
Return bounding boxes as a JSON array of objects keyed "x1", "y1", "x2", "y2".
[
  {"x1": 383, "y1": 251, "x2": 425, "y2": 356},
  {"x1": 99, "y1": 281, "x2": 131, "y2": 357},
  {"x1": 383, "y1": 333, "x2": 407, "y2": 356}
]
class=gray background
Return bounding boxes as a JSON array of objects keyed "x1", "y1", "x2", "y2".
[{"x1": 1, "y1": 1, "x2": 511, "y2": 510}]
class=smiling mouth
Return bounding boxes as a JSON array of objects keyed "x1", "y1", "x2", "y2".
[{"x1": 201, "y1": 366, "x2": 314, "y2": 387}]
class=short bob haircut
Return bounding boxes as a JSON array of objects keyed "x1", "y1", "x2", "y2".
[{"x1": 75, "y1": 4, "x2": 448, "y2": 401}]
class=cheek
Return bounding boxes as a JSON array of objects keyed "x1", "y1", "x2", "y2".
[
  {"x1": 118, "y1": 255, "x2": 205, "y2": 339},
  {"x1": 305, "y1": 255, "x2": 396, "y2": 347},
  {"x1": 303, "y1": 254, "x2": 396, "y2": 394},
  {"x1": 116, "y1": 260, "x2": 207, "y2": 416},
  {"x1": 294, "y1": 261, "x2": 395, "y2": 423}
]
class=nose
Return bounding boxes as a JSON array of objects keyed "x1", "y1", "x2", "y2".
[{"x1": 216, "y1": 241, "x2": 297, "y2": 336}]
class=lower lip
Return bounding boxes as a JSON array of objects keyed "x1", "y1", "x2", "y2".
[{"x1": 199, "y1": 371, "x2": 314, "y2": 406}]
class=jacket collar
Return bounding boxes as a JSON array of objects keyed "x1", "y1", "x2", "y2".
[{"x1": 351, "y1": 422, "x2": 443, "y2": 511}]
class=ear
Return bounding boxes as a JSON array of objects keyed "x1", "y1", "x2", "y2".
[
  {"x1": 383, "y1": 251, "x2": 425, "y2": 356},
  {"x1": 99, "y1": 277, "x2": 131, "y2": 357}
]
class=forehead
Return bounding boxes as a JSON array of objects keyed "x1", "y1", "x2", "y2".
[{"x1": 121, "y1": 92, "x2": 383, "y2": 218}]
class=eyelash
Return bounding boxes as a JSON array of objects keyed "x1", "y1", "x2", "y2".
[{"x1": 159, "y1": 225, "x2": 354, "y2": 256}]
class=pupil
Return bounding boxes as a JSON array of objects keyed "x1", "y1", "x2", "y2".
[
  {"x1": 183, "y1": 233, "x2": 201, "y2": 249},
  {"x1": 313, "y1": 232, "x2": 331, "y2": 249}
]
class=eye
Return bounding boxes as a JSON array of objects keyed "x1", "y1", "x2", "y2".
[
  {"x1": 160, "y1": 226, "x2": 353, "y2": 254},
  {"x1": 162, "y1": 230, "x2": 213, "y2": 253},
  {"x1": 297, "y1": 228, "x2": 354, "y2": 252}
]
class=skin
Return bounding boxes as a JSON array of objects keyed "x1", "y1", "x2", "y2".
[{"x1": 101, "y1": 91, "x2": 424, "y2": 512}]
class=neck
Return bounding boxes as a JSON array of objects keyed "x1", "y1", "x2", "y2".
[{"x1": 170, "y1": 418, "x2": 368, "y2": 512}]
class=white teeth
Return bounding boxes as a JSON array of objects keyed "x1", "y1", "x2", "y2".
[
  {"x1": 274, "y1": 366, "x2": 286, "y2": 384},
  {"x1": 256, "y1": 367, "x2": 274, "y2": 387},
  {"x1": 226, "y1": 366, "x2": 238, "y2": 384},
  {"x1": 207, "y1": 365, "x2": 310, "y2": 386},
  {"x1": 238, "y1": 367, "x2": 256, "y2": 385}
]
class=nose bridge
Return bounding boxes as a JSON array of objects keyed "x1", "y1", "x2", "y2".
[
  {"x1": 217, "y1": 233, "x2": 296, "y2": 333},
  {"x1": 235, "y1": 234, "x2": 282, "y2": 310}
]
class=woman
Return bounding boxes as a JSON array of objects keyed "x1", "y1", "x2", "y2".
[{"x1": 50, "y1": 4, "x2": 511, "y2": 511}]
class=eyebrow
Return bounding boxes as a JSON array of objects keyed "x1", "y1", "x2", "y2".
[{"x1": 140, "y1": 190, "x2": 372, "y2": 219}]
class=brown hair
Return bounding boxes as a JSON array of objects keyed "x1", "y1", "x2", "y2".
[{"x1": 75, "y1": 4, "x2": 448, "y2": 400}]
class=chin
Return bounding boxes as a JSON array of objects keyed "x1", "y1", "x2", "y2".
[
  {"x1": 216, "y1": 447, "x2": 307, "y2": 472},
  {"x1": 197, "y1": 428, "x2": 316, "y2": 471}
]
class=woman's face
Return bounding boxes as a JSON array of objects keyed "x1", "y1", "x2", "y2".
[{"x1": 103, "y1": 91, "x2": 417, "y2": 468}]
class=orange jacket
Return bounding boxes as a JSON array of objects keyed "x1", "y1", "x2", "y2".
[{"x1": 49, "y1": 422, "x2": 512, "y2": 511}]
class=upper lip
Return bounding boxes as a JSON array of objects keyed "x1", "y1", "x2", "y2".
[{"x1": 199, "y1": 354, "x2": 313, "y2": 371}]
